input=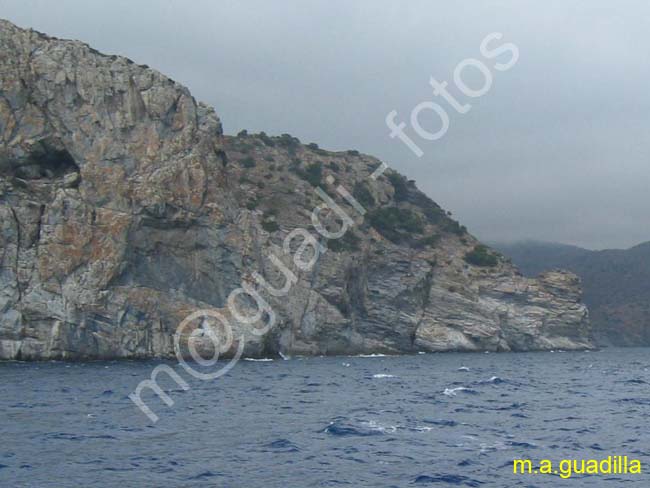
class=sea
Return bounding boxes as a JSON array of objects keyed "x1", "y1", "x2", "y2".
[{"x1": 1, "y1": 347, "x2": 649, "y2": 487}]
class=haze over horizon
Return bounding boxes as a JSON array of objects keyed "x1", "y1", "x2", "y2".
[{"x1": 2, "y1": 0, "x2": 648, "y2": 250}]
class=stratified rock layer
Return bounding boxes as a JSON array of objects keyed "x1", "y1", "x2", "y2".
[
  {"x1": 0, "y1": 20, "x2": 593, "y2": 359},
  {"x1": 494, "y1": 240, "x2": 650, "y2": 347}
]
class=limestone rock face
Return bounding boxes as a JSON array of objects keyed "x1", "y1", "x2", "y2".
[{"x1": 0, "y1": 20, "x2": 593, "y2": 359}]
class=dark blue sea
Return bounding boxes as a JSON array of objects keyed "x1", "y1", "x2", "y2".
[{"x1": 1, "y1": 348, "x2": 649, "y2": 487}]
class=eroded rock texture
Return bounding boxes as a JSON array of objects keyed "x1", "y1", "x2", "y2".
[{"x1": 0, "y1": 20, "x2": 593, "y2": 359}]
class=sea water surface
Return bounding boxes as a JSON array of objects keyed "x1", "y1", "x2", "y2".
[{"x1": 1, "y1": 348, "x2": 649, "y2": 487}]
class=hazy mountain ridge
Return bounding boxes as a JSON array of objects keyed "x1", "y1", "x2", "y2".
[{"x1": 493, "y1": 240, "x2": 650, "y2": 345}]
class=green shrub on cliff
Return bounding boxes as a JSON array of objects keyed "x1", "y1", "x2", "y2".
[
  {"x1": 241, "y1": 156, "x2": 256, "y2": 168},
  {"x1": 352, "y1": 182, "x2": 375, "y2": 208},
  {"x1": 304, "y1": 162, "x2": 323, "y2": 186},
  {"x1": 291, "y1": 161, "x2": 323, "y2": 187},
  {"x1": 464, "y1": 245, "x2": 499, "y2": 267},
  {"x1": 368, "y1": 206, "x2": 423, "y2": 243},
  {"x1": 387, "y1": 172, "x2": 409, "y2": 202},
  {"x1": 258, "y1": 131, "x2": 275, "y2": 147},
  {"x1": 444, "y1": 219, "x2": 467, "y2": 236},
  {"x1": 328, "y1": 231, "x2": 361, "y2": 253},
  {"x1": 262, "y1": 220, "x2": 280, "y2": 233}
]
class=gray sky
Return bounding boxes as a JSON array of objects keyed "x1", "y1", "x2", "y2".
[{"x1": 2, "y1": 0, "x2": 649, "y2": 250}]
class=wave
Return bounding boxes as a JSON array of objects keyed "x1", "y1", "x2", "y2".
[
  {"x1": 263, "y1": 439, "x2": 300, "y2": 452},
  {"x1": 189, "y1": 471, "x2": 222, "y2": 480},
  {"x1": 480, "y1": 376, "x2": 504, "y2": 384},
  {"x1": 413, "y1": 474, "x2": 483, "y2": 486},
  {"x1": 324, "y1": 418, "x2": 396, "y2": 436},
  {"x1": 325, "y1": 423, "x2": 382, "y2": 437},
  {"x1": 622, "y1": 378, "x2": 647, "y2": 385},
  {"x1": 422, "y1": 419, "x2": 459, "y2": 427},
  {"x1": 443, "y1": 387, "x2": 478, "y2": 397},
  {"x1": 361, "y1": 419, "x2": 397, "y2": 434}
]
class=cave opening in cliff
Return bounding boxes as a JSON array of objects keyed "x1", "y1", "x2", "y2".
[
  {"x1": 19, "y1": 140, "x2": 80, "y2": 179},
  {"x1": 0, "y1": 139, "x2": 80, "y2": 180}
]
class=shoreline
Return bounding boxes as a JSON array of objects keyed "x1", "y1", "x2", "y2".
[{"x1": 0, "y1": 345, "x2": 602, "y2": 364}]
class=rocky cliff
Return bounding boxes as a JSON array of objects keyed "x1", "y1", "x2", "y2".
[
  {"x1": 494, "y1": 240, "x2": 650, "y2": 346},
  {"x1": 0, "y1": 20, "x2": 593, "y2": 360}
]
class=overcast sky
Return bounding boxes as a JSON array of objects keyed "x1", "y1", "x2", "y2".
[{"x1": 2, "y1": 0, "x2": 648, "y2": 250}]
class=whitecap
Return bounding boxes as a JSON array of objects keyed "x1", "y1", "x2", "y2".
[
  {"x1": 243, "y1": 358, "x2": 274, "y2": 362},
  {"x1": 372, "y1": 374, "x2": 396, "y2": 379},
  {"x1": 458, "y1": 366, "x2": 470, "y2": 372},
  {"x1": 361, "y1": 419, "x2": 397, "y2": 434},
  {"x1": 481, "y1": 376, "x2": 504, "y2": 384},
  {"x1": 357, "y1": 353, "x2": 387, "y2": 358},
  {"x1": 479, "y1": 441, "x2": 508, "y2": 453},
  {"x1": 443, "y1": 387, "x2": 473, "y2": 397}
]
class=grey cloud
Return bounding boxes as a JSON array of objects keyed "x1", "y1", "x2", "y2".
[{"x1": 2, "y1": 0, "x2": 648, "y2": 249}]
